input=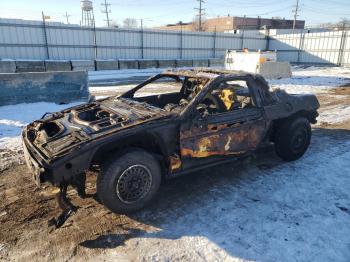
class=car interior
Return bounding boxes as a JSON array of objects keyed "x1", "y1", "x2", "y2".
[{"x1": 124, "y1": 75, "x2": 254, "y2": 114}]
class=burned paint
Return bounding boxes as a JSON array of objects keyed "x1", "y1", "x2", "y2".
[
  {"x1": 180, "y1": 120, "x2": 267, "y2": 158},
  {"x1": 169, "y1": 154, "x2": 182, "y2": 171}
]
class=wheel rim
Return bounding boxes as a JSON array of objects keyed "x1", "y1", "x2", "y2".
[
  {"x1": 291, "y1": 128, "x2": 308, "y2": 152},
  {"x1": 116, "y1": 164, "x2": 152, "y2": 204}
]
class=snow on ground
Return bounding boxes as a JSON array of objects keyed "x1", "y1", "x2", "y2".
[
  {"x1": 0, "y1": 102, "x2": 81, "y2": 171},
  {"x1": 269, "y1": 66, "x2": 350, "y2": 94},
  {"x1": 318, "y1": 104, "x2": 350, "y2": 125},
  {"x1": 94, "y1": 132, "x2": 350, "y2": 261},
  {"x1": 0, "y1": 102, "x2": 81, "y2": 138},
  {"x1": 89, "y1": 68, "x2": 163, "y2": 82}
]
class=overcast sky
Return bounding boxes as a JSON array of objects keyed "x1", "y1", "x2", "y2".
[{"x1": 0, "y1": 0, "x2": 348, "y2": 28}]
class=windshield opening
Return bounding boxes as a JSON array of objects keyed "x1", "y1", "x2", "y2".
[{"x1": 121, "y1": 75, "x2": 209, "y2": 113}]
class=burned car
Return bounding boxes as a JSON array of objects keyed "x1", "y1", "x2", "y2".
[{"x1": 22, "y1": 69, "x2": 319, "y2": 227}]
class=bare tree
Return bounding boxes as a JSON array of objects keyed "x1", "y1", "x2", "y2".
[
  {"x1": 317, "y1": 18, "x2": 350, "y2": 30},
  {"x1": 123, "y1": 18, "x2": 138, "y2": 29},
  {"x1": 110, "y1": 19, "x2": 119, "y2": 28},
  {"x1": 337, "y1": 18, "x2": 350, "y2": 29},
  {"x1": 191, "y1": 16, "x2": 207, "y2": 31}
]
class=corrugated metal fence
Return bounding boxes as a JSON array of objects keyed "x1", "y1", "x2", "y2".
[
  {"x1": 269, "y1": 31, "x2": 350, "y2": 66},
  {"x1": 0, "y1": 19, "x2": 266, "y2": 60},
  {"x1": 0, "y1": 18, "x2": 349, "y2": 66}
]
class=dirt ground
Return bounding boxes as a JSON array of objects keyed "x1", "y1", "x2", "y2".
[{"x1": 1, "y1": 86, "x2": 350, "y2": 261}]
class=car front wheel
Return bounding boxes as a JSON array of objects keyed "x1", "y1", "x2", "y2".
[
  {"x1": 275, "y1": 117, "x2": 311, "y2": 161},
  {"x1": 97, "y1": 149, "x2": 162, "y2": 214}
]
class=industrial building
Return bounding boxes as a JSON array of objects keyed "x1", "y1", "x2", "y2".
[{"x1": 156, "y1": 16, "x2": 305, "y2": 32}]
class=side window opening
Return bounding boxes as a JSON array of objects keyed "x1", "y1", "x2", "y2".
[{"x1": 197, "y1": 79, "x2": 254, "y2": 116}]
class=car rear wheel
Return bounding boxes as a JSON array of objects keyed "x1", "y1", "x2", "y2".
[
  {"x1": 97, "y1": 149, "x2": 161, "y2": 214},
  {"x1": 275, "y1": 117, "x2": 311, "y2": 161}
]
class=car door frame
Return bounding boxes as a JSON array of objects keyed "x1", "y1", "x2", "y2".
[{"x1": 179, "y1": 75, "x2": 268, "y2": 168}]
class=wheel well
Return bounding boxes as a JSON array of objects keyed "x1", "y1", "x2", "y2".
[
  {"x1": 90, "y1": 132, "x2": 168, "y2": 174},
  {"x1": 270, "y1": 110, "x2": 315, "y2": 142}
]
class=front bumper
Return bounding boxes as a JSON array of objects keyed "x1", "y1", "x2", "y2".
[{"x1": 22, "y1": 139, "x2": 46, "y2": 187}]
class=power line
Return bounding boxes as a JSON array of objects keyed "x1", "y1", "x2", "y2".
[
  {"x1": 101, "y1": 0, "x2": 112, "y2": 27},
  {"x1": 194, "y1": 0, "x2": 205, "y2": 31},
  {"x1": 292, "y1": 0, "x2": 300, "y2": 32}
]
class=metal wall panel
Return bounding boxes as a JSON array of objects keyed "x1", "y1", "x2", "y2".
[
  {"x1": 0, "y1": 18, "x2": 349, "y2": 66},
  {"x1": 277, "y1": 51, "x2": 298, "y2": 63},
  {"x1": 270, "y1": 31, "x2": 350, "y2": 65}
]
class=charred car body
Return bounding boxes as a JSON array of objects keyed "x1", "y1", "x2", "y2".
[{"x1": 22, "y1": 69, "x2": 319, "y2": 227}]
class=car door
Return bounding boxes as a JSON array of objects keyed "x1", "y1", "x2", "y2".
[{"x1": 180, "y1": 77, "x2": 267, "y2": 162}]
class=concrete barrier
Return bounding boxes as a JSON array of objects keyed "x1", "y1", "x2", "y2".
[
  {"x1": 158, "y1": 59, "x2": 176, "y2": 68},
  {"x1": 4, "y1": 58, "x2": 223, "y2": 74},
  {"x1": 176, "y1": 59, "x2": 193, "y2": 68},
  {"x1": 0, "y1": 71, "x2": 89, "y2": 106},
  {"x1": 45, "y1": 60, "x2": 72, "y2": 72},
  {"x1": 258, "y1": 61, "x2": 292, "y2": 79},
  {"x1": 209, "y1": 58, "x2": 224, "y2": 67},
  {"x1": 16, "y1": 60, "x2": 46, "y2": 72},
  {"x1": 138, "y1": 60, "x2": 158, "y2": 69},
  {"x1": 119, "y1": 59, "x2": 139, "y2": 69},
  {"x1": 95, "y1": 60, "x2": 119, "y2": 71},
  {"x1": 0, "y1": 60, "x2": 16, "y2": 73},
  {"x1": 71, "y1": 60, "x2": 95, "y2": 71},
  {"x1": 193, "y1": 59, "x2": 209, "y2": 67}
]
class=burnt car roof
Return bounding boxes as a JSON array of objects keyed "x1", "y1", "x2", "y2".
[{"x1": 161, "y1": 68, "x2": 254, "y2": 79}]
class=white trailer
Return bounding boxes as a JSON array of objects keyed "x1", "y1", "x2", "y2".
[{"x1": 225, "y1": 50, "x2": 292, "y2": 79}]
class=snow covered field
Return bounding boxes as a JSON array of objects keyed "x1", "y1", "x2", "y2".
[
  {"x1": 0, "y1": 66, "x2": 350, "y2": 261},
  {"x1": 269, "y1": 66, "x2": 350, "y2": 94}
]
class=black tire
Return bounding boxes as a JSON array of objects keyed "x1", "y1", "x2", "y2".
[
  {"x1": 97, "y1": 149, "x2": 161, "y2": 214},
  {"x1": 275, "y1": 117, "x2": 311, "y2": 161}
]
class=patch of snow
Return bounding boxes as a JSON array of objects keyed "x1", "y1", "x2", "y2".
[
  {"x1": 98, "y1": 134, "x2": 350, "y2": 261},
  {"x1": 269, "y1": 66, "x2": 350, "y2": 94},
  {"x1": 0, "y1": 102, "x2": 82, "y2": 171},
  {"x1": 318, "y1": 104, "x2": 350, "y2": 125},
  {"x1": 0, "y1": 136, "x2": 22, "y2": 150},
  {"x1": 89, "y1": 84, "x2": 135, "y2": 94},
  {"x1": 0, "y1": 102, "x2": 82, "y2": 138},
  {"x1": 0, "y1": 136, "x2": 23, "y2": 172},
  {"x1": 88, "y1": 69, "x2": 162, "y2": 82},
  {"x1": 0, "y1": 119, "x2": 26, "y2": 128}
]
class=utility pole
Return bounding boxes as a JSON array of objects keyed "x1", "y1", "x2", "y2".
[
  {"x1": 42, "y1": 11, "x2": 50, "y2": 59},
  {"x1": 292, "y1": 0, "x2": 300, "y2": 32},
  {"x1": 140, "y1": 19, "x2": 144, "y2": 59},
  {"x1": 101, "y1": 0, "x2": 111, "y2": 27},
  {"x1": 194, "y1": 0, "x2": 205, "y2": 31},
  {"x1": 64, "y1": 12, "x2": 71, "y2": 24}
]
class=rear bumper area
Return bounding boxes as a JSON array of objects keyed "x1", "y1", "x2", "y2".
[{"x1": 22, "y1": 140, "x2": 48, "y2": 187}]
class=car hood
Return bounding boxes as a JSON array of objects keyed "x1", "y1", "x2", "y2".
[{"x1": 23, "y1": 97, "x2": 172, "y2": 158}]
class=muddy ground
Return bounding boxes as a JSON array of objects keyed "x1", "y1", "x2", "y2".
[{"x1": 1, "y1": 86, "x2": 350, "y2": 261}]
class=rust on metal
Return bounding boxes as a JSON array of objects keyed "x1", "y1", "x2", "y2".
[
  {"x1": 169, "y1": 154, "x2": 182, "y2": 171},
  {"x1": 180, "y1": 122, "x2": 267, "y2": 158}
]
